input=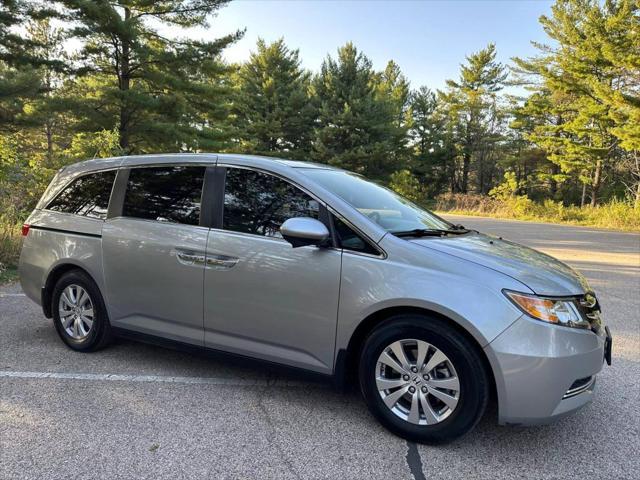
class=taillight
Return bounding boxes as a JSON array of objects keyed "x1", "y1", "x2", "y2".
[{"x1": 21, "y1": 224, "x2": 30, "y2": 236}]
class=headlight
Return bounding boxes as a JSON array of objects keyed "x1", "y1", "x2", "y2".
[{"x1": 503, "y1": 291, "x2": 591, "y2": 329}]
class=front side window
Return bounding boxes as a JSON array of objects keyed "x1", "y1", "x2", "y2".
[
  {"x1": 223, "y1": 168, "x2": 320, "y2": 237},
  {"x1": 123, "y1": 166, "x2": 205, "y2": 226},
  {"x1": 46, "y1": 170, "x2": 116, "y2": 220}
]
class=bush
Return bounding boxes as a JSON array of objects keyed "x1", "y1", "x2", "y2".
[{"x1": 389, "y1": 169, "x2": 423, "y2": 203}]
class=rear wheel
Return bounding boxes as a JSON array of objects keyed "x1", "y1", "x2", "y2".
[
  {"x1": 52, "y1": 270, "x2": 111, "y2": 352},
  {"x1": 358, "y1": 314, "x2": 489, "y2": 444}
]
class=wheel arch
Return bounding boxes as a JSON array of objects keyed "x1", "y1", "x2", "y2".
[
  {"x1": 335, "y1": 306, "x2": 497, "y2": 406},
  {"x1": 41, "y1": 262, "x2": 99, "y2": 318}
]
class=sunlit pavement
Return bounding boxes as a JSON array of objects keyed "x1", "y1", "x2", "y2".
[{"x1": 1, "y1": 216, "x2": 638, "y2": 479}]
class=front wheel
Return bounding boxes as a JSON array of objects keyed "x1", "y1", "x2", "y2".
[{"x1": 358, "y1": 315, "x2": 489, "y2": 444}]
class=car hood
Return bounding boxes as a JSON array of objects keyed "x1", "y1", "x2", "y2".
[{"x1": 409, "y1": 232, "x2": 590, "y2": 296}]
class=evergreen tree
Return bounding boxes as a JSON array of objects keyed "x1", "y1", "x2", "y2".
[
  {"x1": 408, "y1": 86, "x2": 453, "y2": 197},
  {"x1": 513, "y1": 0, "x2": 638, "y2": 206},
  {"x1": 232, "y1": 38, "x2": 316, "y2": 158},
  {"x1": 439, "y1": 43, "x2": 507, "y2": 193},
  {"x1": 0, "y1": 1, "x2": 60, "y2": 131},
  {"x1": 376, "y1": 60, "x2": 411, "y2": 166},
  {"x1": 312, "y1": 42, "x2": 405, "y2": 179},
  {"x1": 53, "y1": 0, "x2": 243, "y2": 153}
]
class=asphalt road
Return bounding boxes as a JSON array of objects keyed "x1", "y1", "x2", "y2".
[{"x1": 1, "y1": 216, "x2": 639, "y2": 480}]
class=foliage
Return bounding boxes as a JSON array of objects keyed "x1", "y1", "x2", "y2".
[
  {"x1": 0, "y1": 222, "x2": 21, "y2": 272},
  {"x1": 408, "y1": 86, "x2": 454, "y2": 197},
  {"x1": 489, "y1": 171, "x2": 523, "y2": 200},
  {"x1": 389, "y1": 169, "x2": 422, "y2": 203},
  {"x1": 54, "y1": 0, "x2": 243, "y2": 153},
  {"x1": 512, "y1": 0, "x2": 640, "y2": 206},
  {"x1": 62, "y1": 129, "x2": 123, "y2": 163},
  {"x1": 311, "y1": 42, "x2": 407, "y2": 179},
  {"x1": 232, "y1": 38, "x2": 316, "y2": 157},
  {"x1": 439, "y1": 43, "x2": 508, "y2": 194}
]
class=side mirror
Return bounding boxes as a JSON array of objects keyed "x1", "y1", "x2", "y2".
[{"x1": 280, "y1": 217, "x2": 330, "y2": 248}]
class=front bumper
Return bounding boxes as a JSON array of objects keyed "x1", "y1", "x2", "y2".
[{"x1": 485, "y1": 315, "x2": 609, "y2": 426}]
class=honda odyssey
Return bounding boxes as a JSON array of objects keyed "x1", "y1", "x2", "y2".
[{"x1": 18, "y1": 154, "x2": 612, "y2": 443}]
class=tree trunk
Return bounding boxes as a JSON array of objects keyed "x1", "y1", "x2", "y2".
[
  {"x1": 118, "y1": 7, "x2": 131, "y2": 152},
  {"x1": 549, "y1": 163, "x2": 560, "y2": 197},
  {"x1": 461, "y1": 151, "x2": 471, "y2": 193},
  {"x1": 449, "y1": 161, "x2": 460, "y2": 193},
  {"x1": 590, "y1": 159, "x2": 603, "y2": 208},
  {"x1": 580, "y1": 181, "x2": 587, "y2": 208},
  {"x1": 632, "y1": 152, "x2": 640, "y2": 209},
  {"x1": 45, "y1": 121, "x2": 53, "y2": 166}
]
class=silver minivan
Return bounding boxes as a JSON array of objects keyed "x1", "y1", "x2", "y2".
[{"x1": 19, "y1": 154, "x2": 612, "y2": 443}]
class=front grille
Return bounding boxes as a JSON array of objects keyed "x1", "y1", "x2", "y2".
[
  {"x1": 576, "y1": 293, "x2": 602, "y2": 333},
  {"x1": 563, "y1": 376, "x2": 595, "y2": 399}
]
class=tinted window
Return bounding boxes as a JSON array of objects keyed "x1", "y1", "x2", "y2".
[
  {"x1": 47, "y1": 170, "x2": 116, "y2": 219},
  {"x1": 224, "y1": 168, "x2": 320, "y2": 237},
  {"x1": 334, "y1": 216, "x2": 379, "y2": 255},
  {"x1": 123, "y1": 166, "x2": 205, "y2": 225}
]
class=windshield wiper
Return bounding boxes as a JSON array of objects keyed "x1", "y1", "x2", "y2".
[{"x1": 392, "y1": 227, "x2": 471, "y2": 238}]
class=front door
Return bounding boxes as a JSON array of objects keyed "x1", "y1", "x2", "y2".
[
  {"x1": 102, "y1": 165, "x2": 208, "y2": 345},
  {"x1": 203, "y1": 167, "x2": 342, "y2": 373}
]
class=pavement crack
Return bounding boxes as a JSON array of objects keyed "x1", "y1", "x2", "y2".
[
  {"x1": 406, "y1": 441, "x2": 426, "y2": 480},
  {"x1": 256, "y1": 383, "x2": 302, "y2": 480}
]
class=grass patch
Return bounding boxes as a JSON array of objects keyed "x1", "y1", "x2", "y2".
[
  {"x1": 1, "y1": 222, "x2": 22, "y2": 263},
  {"x1": 1, "y1": 222, "x2": 22, "y2": 284},
  {"x1": 0, "y1": 266, "x2": 18, "y2": 285},
  {"x1": 434, "y1": 194, "x2": 640, "y2": 232}
]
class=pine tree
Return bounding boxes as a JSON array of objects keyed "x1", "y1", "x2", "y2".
[
  {"x1": 0, "y1": 1, "x2": 61, "y2": 131},
  {"x1": 52, "y1": 0, "x2": 243, "y2": 153},
  {"x1": 439, "y1": 43, "x2": 507, "y2": 193},
  {"x1": 312, "y1": 43, "x2": 405, "y2": 179},
  {"x1": 513, "y1": 0, "x2": 638, "y2": 206},
  {"x1": 232, "y1": 38, "x2": 316, "y2": 158},
  {"x1": 375, "y1": 60, "x2": 411, "y2": 167},
  {"x1": 408, "y1": 86, "x2": 454, "y2": 197}
]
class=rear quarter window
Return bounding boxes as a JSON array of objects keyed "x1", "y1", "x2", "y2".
[{"x1": 46, "y1": 170, "x2": 116, "y2": 220}]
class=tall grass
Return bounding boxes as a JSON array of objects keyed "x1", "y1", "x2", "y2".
[
  {"x1": 0, "y1": 222, "x2": 22, "y2": 274},
  {"x1": 434, "y1": 193, "x2": 640, "y2": 231}
]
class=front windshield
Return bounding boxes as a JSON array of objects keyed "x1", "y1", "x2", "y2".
[{"x1": 300, "y1": 168, "x2": 453, "y2": 233}]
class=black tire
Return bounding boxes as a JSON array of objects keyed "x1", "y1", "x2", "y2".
[
  {"x1": 358, "y1": 314, "x2": 489, "y2": 444},
  {"x1": 51, "y1": 269, "x2": 112, "y2": 352}
]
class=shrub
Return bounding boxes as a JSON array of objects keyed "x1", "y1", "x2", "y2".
[{"x1": 389, "y1": 169, "x2": 423, "y2": 203}]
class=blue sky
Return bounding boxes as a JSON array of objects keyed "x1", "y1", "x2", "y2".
[{"x1": 190, "y1": 0, "x2": 555, "y2": 90}]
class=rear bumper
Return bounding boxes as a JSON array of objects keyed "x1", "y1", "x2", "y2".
[{"x1": 485, "y1": 315, "x2": 607, "y2": 426}]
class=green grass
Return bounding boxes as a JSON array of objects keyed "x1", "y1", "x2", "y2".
[
  {"x1": 1, "y1": 221, "x2": 22, "y2": 286},
  {"x1": 434, "y1": 194, "x2": 640, "y2": 232},
  {"x1": 0, "y1": 221, "x2": 22, "y2": 272},
  {"x1": 0, "y1": 266, "x2": 18, "y2": 285}
]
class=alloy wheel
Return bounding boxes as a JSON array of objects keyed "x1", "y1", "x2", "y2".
[
  {"x1": 375, "y1": 339, "x2": 460, "y2": 425},
  {"x1": 58, "y1": 284, "x2": 94, "y2": 340}
]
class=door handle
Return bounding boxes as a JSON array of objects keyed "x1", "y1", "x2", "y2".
[
  {"x1": 206, "y1": 253, "x2": 239, "y2": 270},
  {"x1": 175, "y1": 249, "x2": 206, "y2": 266}
]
